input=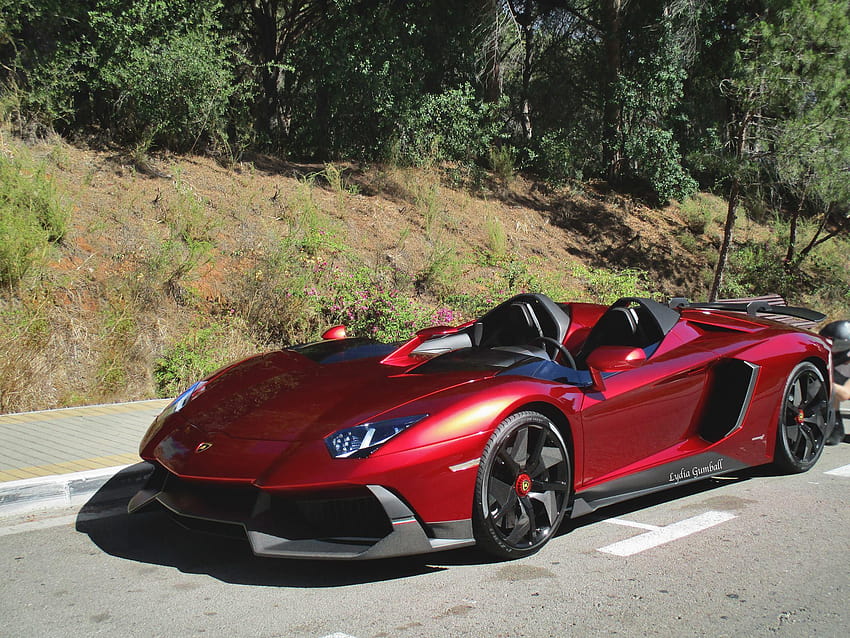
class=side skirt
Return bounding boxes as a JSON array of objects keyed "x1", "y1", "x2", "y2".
[{"x1": 570, "y1": 453, "x2": 750, "y2": 518}]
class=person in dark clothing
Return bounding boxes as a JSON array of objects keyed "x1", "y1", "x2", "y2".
[{"x1": 820, "y1": 321, "x2": 850, "y2": 445}]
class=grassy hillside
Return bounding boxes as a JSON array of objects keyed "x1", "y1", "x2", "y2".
[{"x1": 1, "y1": 132, "x2": 847, "y2": 413}]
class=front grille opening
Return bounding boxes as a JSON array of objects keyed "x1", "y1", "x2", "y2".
[
  {"x1": 156, "y1": 473, "x2": 395, "y2": 544},
  {"x1": 256, "y1": 489, "x2": 393, "y2": 541},
  {"x1": 162, "y1": 475, "x2": 258, "y2": 522}
]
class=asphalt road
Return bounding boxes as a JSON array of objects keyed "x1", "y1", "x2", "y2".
[{"x1": 2, "y1": 444, "x2": 849, "y2": 638}]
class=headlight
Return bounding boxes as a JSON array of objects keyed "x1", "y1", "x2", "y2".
[
  {"x1": 325, "y1": 414, "x2": 428, "y2": 458},
  {"x1": 140, "y1": 380, "x2": 209, "y2": 451},
  {"x1": 161, "y1": 380, "x2": 208, "y2": 418}
]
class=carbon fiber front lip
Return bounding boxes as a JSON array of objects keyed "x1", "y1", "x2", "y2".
[
  {"x1": 247, "y1": 486, "x2": 474, "y2": 559},
  {"x1": 129, "y1": 472, "x2": 474, "y2": 560}
]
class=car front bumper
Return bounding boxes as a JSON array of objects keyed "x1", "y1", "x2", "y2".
[{"x1": 129, "y1": 464, "x2": 475, "y2": 560}]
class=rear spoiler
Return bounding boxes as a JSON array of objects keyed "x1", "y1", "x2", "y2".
[{"x1": 668, "y1": 298, "x2": 826, "y2": 324}]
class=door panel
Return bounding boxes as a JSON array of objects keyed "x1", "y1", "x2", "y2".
[{"x1": 578, "y1": 346, "x2": 718, "y2": 487}]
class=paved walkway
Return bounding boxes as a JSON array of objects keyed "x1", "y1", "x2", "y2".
[{"x1": 0, "y1": 400, "x2": 169, "y2": 482}]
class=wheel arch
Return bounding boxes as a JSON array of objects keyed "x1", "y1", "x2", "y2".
[
  {"x1": 804, "y1": 356, "x2": 830, "y2": 390},
  {"x1": 512, "y1": 401, "x2": 575, "y2": 472}
]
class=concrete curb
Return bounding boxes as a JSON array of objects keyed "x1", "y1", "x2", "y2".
[{"x1": 0, "y1": 462, "x2": 153, "y2": 517}]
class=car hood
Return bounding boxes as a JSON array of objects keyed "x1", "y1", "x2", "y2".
[{"x1": 176, "y1": 349, "x2": 494, "y2": 442}]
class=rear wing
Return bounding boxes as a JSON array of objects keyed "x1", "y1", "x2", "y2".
[{"x1": 668, "y1": 296, "x2": 825, "y2": 330}]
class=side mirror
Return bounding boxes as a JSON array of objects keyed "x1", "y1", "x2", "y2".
[
  {"x1": 415, "y1": 326, "x2": 458, "y2": 339},
  {"x1": 586, "y1": 345, "x2": 647, "y2": 372},
  {"x1": 585, "y1": 346, "x2": 646, "y2": 390},
  {"x1": 322, "y1": 325, "x2": 347, "y2": 340}
]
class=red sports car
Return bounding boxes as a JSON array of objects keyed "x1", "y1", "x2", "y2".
[{"x1": 130, "y1": 294, "x2": 832, "y2": 560}]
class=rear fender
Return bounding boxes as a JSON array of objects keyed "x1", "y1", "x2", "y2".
[{"x1": 717, "y1": 333, "x2": 830, "y2": 454}]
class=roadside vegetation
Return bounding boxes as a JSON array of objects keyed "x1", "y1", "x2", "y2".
[
  {"x1": 0, "y1": 1, "x2": 848, "y2": 412},
  {"x1": 0, "y1": 133, "x2": 847, "y2": 413}
]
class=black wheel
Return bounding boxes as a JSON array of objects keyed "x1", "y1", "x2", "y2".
[
  {"x1": 531, "y1": 336, "x2": 577, "y2": 368},
  {"x1": 472, "y1": 411, "x2": 571, "y2": 559},
  {"x1": 774, "y1": 362, "x2": 829, "y2": 473},
  {"x1": 826, "y1": 418, "x2": 845, "y2": 446}
]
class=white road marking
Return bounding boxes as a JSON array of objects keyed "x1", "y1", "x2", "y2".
[
  {"x1": 824, "y1": 463, "x2": 850, "y2": 477},
  {"x1": 319, "y1": 634, "x2": 360, "y2": 638},
  {"x1": 597, "y1": 511, "x2": 737, "y2": 557},
  {"x1": 601, "y1": 517, "x2": 661, "y2": 531}
]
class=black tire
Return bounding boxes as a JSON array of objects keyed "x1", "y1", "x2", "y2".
[
  {"x1": 773, "y1": 362, "x2": 829, "y2": 473},
  {"x1": 826, "y1": 417, "x2": 845, "y2": 446},
  {"x1": 472, "y1": 411, "x2": 571, "y2": 559}
]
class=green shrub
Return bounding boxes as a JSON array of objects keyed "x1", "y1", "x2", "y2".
[
  {"x1": 723, "y1": 242, "x2": 794, "y2": 298},
  {"x1": 417, "y1": 240, "x2": 464, "y2": 298},
  {"x1": 102, "y1": 30, "x2": 238, "y2": 150},
  {"x1": 154, "y1": 324, "x2": 235, "y2": 397},
  {"x1": 394, "y1": 84, "x2": 503, "y2": 165},
  {"x1": 680, "y1": 198, "x2": 709, "y2": 234},
  {"x1": 488, "y1": 146, "x2": 516, "y2": 184},
  {"x1": 0, "y1": 153, "x2": 67, "y2": 286},
  {"x1": 571, "y1": 264, "x2": 651, "y2": 302},
  {"x1": 484, "y1": 216, "x2": 507, "y2": 264},
  {"x1": 322, "y1": 268, "x2": 430, "y2": 342},
  {"x1": 624, "y1": 127, "x2": 698, "y2": 203},
  {"x1": 532, "y1": 130, "x2": 584, "y2": 184}
]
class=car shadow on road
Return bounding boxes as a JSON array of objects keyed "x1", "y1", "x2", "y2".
[
  {"x1": 76, "y1": 464, "x2": 770, "y2": 581},
  {"x1": 75, "y1": 466, "x2": 449, "y2": 588}
]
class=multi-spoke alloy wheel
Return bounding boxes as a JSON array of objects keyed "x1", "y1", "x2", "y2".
[
  {"x1": 774, "y1": 362, "x2": 829, "y2": 473},
  {"x1": 473, "y1": 411, "x2": 571, "y2": 559}
]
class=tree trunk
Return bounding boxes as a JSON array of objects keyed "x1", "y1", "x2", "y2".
[
  {"x1": 512, "y1": 0, "x2": 534, "y2": 141},
  {"x1": 252, "y1": 0, "x2": 283, "y2": 137},
  {"x1": 709, "y1": 179, "x2": 740, "y2": 301},
  {"x1": 784, "y1": 207, "x2": 799, "y2": 266},
  {"x1": 793, "y1": 208, "x2": 833, "y2": 267},
  {"x1": 483, "y1": 0, "x2": 502, "y2": 103},
  {"x1": 600, "y1": 0, "x2": 624, "y2": 183}
]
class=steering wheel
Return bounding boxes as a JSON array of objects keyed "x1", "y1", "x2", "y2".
[{"x1": 532, "y1": 336, "x2": 577, "y2": 368}]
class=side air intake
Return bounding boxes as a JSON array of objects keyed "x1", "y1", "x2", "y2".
[{"x1": 698, "y1": 359, "x2": 759, "y2": 443}]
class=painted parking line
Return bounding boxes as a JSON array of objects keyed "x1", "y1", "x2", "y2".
[
  {"x1": 601, "y1": 517, "x2": 660, "y2": 532},
  {"x1": 824, "y1": 463, "x2": 850, "y2": 477},
  {"x1": 598, "y1": 511, "x2": 736, "y2": 557}
]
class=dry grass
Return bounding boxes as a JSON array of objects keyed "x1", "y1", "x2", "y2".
[{"x1": 1, "y1": 132, "x2": 845, "y2": 413}]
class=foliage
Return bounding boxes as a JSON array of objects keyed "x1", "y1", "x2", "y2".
[
  {"x1": 394, "y1": 85, "x2": 504, "y2": 165},
  {"x1": 0, "y1": 151, "x2": 67, "y2": 286},
  {"x1": 691, "y1": 0, "x2": 850, "y2": 298},
  {"x1": 153, "y1": 322, "x2": 249, "y2": 397},
  {"x1": 531, "y1": 129, "x2": 584, "y2": 184},
  {"x1": 488, "y1": 145, "x2": 516, "y2": 184},
  {"x1": 723, "y1": 242, "x2": 796, "y2": 299},
  {"x1": 0, "y1": 299, "x2": 51, "y2": 412},
  {"x1": 322, "y1": 268, "x2": 430, "y2": 342},
  {"x1": 92, "y1": 1, "x2": 243, "y2": 150},
  {"x1": 615, "y1": 18, "x2": 698, "y2": 202},
  {"x1": 103, "y1": 30, "x2": 239, "y2": 150},
  {"x1": 679, "y1": 193, "x2": 724, "y2": 234},
  {"x1": 1, "y1": 1, "x2": 245, "y2": 149},
  {"x1": 570, "y1": 264, "x2": 651, "y2": 303}
]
